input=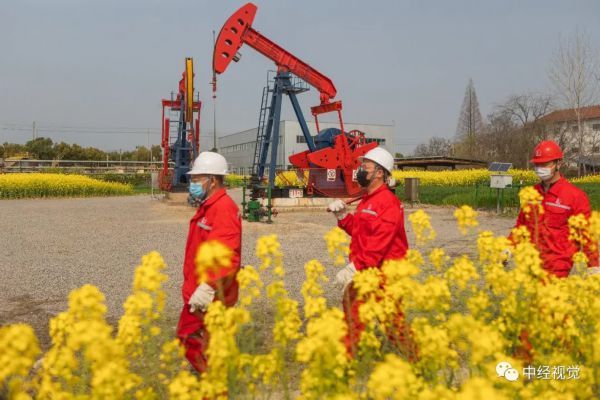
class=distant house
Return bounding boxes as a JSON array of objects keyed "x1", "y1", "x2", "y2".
[{"x1": 539, "y1": 105, "x2": 600, "y2": 172}]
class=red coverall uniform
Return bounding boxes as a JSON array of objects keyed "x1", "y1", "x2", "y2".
[
  {"x1": 512, "y1": 176, "x2": 598, "y2": 277},
  {"x1": 177, "y1": 188, "x2": 241, "y2": 372},
  {"x1": 511, "y1": 176, "x2": 598, "y2": 362},
  {"x1": 337, "y1": 184, "x2": 413, "y2": 356}
]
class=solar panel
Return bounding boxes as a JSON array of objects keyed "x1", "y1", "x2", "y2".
[{"x1": 488, "y1": 162, "x2": 512, "y2": 172}]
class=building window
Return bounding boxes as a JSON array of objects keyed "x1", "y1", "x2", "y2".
[
  {"x1": 571, "y1": 125, "x2": 579, "y2": 132},
  {"x1": 593, "y1": 146, "x2": 600, "y2": 153},
  {"x1": 593, "y1": 124, "x2": 600, "y2": 131},
  {"x1": 297, "y1": 135, "x2": 306, "y2": 143}
]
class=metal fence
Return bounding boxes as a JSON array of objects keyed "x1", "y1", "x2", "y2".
[{"x1": 0, "y1": 159, "x2": 171, "y2": 174}]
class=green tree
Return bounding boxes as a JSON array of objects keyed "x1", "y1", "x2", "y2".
[
  {"x1": 25, "y1": 137, "x2": 55, "y2": 159},
  {"x1": 83, "y1": 147, "x2": 106, "y2": 161},
  {"x1": 53, "y1": 142, "x2": 72, "y2": 160},
  {"x1": 2, "y1": 143, "x2": 27, "y2": 158},
  {"x1": 132, "y1": 146, "x2": 151, "y2": 162},
  {"x1": 66, "y1": 144, "x2": 86, "y2": 160},
  {"x1": 151, "y1": 145, "x2": 162, "y2": 162}
]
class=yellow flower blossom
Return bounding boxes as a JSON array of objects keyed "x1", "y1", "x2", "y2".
[
  {"x1": 408, "y1": 210, "x2": 436, "y2": 245},
  {"x1": 324, "y1": 227, "x2": 350, "y2": 266},
  {"x1": 169, "y1": 371, "x2": 201, "y2": 400},
  {"x1": 296, "y1": 309, "x2": 350, "y2": 398},
  {"x1": 195, "y1": 240, "x2": 233, "y2": 284},
  {"x1": 256, "y1": 234, "x2": 283, "y2": 272},
  {"x1": 428, "y1": 247, "x2": 449, "y2": 272},
  {"x1": 568, "y1": 213, "x2": 591, "y2": 249},
  {"x1": 477, "y1": 231, "x2": 512, "y2": 265},
  {"x1": 0, "y1": 324, "x2": 40, "y2": 383},
  {"x1": 510, "y1": 225, "x2": 531, "y2": 244},
  {"x1": 518, "y1": 186, "x2": 544, "y2": 219},
  {"x1": 444, "y1": 255, "x2": 479, "y2": 291},
  {"x1": 236, "y1": 265, "x2": 263, "y2": 307},
  {"x1": 301, "y1": 260, "x2": 329, "y2": 319},
  {"x1": 454, "y1": 205, "x2": 479, "y2": 235},
  {"x1": 0, "y1": 173, "x2": 133, "y2": 199},
  {"x1": 367, "y1": 354, "x2": 424, "y2": 399},
  {"x1": 352, "y1": 268, "x2": 382, "y2": 299}
]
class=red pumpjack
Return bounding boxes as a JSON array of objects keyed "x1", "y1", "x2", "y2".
[{"x1": 213, "y1": 2, "x2": 378, "y2": 197}]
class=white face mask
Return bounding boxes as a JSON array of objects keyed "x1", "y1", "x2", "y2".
[{"x1": 534, "y1": 166, "x2": 553, "y2": 181}]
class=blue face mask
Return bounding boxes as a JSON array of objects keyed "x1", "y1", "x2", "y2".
[{"x1": 189, "y1": 182, "x2": 206, "y2": 200}]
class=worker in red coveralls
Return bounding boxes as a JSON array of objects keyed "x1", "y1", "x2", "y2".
[
  {"x1": 510, "y1": 140, "x2": 599, "y2": 362},
  {"x1": 327, "y1": 147, "x2": 416, "y2": 359},
  {"x1": 511, "y1": 140, "x2": 599, "y2": 277},
  {"x1": 176, "y1": 151, "x2": 241, "y2": 373}
]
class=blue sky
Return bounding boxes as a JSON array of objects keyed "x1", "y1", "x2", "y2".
[{"x1": 1, "y1": 0, "x2": 599, "y2": 154}]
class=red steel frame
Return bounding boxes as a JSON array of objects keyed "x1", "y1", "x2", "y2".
[{"x1": 159, "y1": 70, "x2": 201, "y2": 191}]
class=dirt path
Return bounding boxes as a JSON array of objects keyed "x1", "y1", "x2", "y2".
[{"x1": 0, "y1": 195, "x2": 515, "y2": 347}]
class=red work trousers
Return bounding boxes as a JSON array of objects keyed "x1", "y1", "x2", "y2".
[
  {"x1": 177, "y1": 275, "x2": 239, "y2": 373},
  {"x1": 342, "y1": 284, "x2": 418, "y2": 361}
]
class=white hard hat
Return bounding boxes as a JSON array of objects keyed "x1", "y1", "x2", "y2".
[
  {"x1": 360, "y1": 147, "x2": 394, "y2": 173},
  {"x1": 187, "y1": 151, "x2": 229, "y2": 175}
]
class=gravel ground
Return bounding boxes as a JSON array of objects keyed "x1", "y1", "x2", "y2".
[{"x1": 0, "y1": 190, "x2": 515, "y2": 347}]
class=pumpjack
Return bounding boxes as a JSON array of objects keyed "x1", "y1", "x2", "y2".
[
  {"x1": 159, "y1": 58, "x2": 201, "y2": 192},
  {"x1": 213, "y1": 3, "x2": 378, "y2": 198}
]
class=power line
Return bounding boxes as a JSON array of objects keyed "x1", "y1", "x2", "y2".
[
  {"x1": 0, "y1": 122, "x2": 161, "y2": 135},
  {"x1": 1, "y1": 127, "x2": 162, "y2": 136}
]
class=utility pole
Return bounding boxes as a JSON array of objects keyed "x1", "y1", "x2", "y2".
[
  {"x1": 32, "y1": 121, "x2": 36, "y2": 140},
  {"x1": 147, "y1": 129, "x2": 151, "y2": 162}
]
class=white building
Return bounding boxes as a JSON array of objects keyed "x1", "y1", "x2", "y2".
[
  {"x1": 540, "y1": 105, "x2": 600, "y2": 171},
  {"x1": 219, "y1": 120, "x2": 395, "y2": 175}
]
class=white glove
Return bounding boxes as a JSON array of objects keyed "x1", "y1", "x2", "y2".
[
  {"x1": 587, "y1": 267, "x2": 600, "y2": 276},
  {"x1": 189, "y1": 283, "x2": 216, "y2": 313},
  {"x1": 335, "y1": 262, "x2": 356, "y2": 292},
  {"x1": 328, "y1": 199, "x2": 347, "y2": 220}
]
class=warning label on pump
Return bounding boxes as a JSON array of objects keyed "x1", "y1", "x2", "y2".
[{"x1": 327, "y1": 169, "x2": 336, "y2": 182}]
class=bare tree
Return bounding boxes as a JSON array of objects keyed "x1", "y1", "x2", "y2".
[
  {"x1": 413, "y1": 137, "x2": 453, "y2": 157},
  {"x1": 484, "y1": 109, "x2": 518, "y2": 164},
  {"x1": 497, "y1": 93, "x2": 554, "y2": 167},
  {"x1": 455, "y1": 78, "x2": 484, "y2": 158},
  {"x1": 548, "y1": 29, "x2": 599, "y2": 175}
]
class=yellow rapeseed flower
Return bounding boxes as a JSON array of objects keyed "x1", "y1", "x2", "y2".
[
  {"x1": 518, "y1": 186, "x2": 544, "y2": 219},
  {"x1": 0, "y1": 324, "x2": 40, "y2": 384},
  {"x1": 324, "y1": 227, "x2": 350, "y2": 266},
  {"x1": 195, "y1": 240, "x2": 233, "y2": 283},
  {"x1": 454, "y1": 205, "x2": 479, "y2": 235},
  {"x1": 367, "y1": 354, "x2": 424, "y2": 399},
  {"x1": 408, "y1": 210, "x2": 436, "y2": 245},
  {"x1": 428, "y1": 247, "x2": 449, "y2": 272}
]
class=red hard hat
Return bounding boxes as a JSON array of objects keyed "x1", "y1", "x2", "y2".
[{"x1": 531, "y1": 140, "x2": 563, "y2": 164}]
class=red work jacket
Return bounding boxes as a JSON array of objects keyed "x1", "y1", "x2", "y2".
[
  {"x1": 181, "y1": 188, "x2": 241, "y2": 304},
  {"x1": 513, "y1": 176, "x2": 598, "y2": 277},
  {"x1": 338, "y1": 184, "x2": 409, "y2": 270}
]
